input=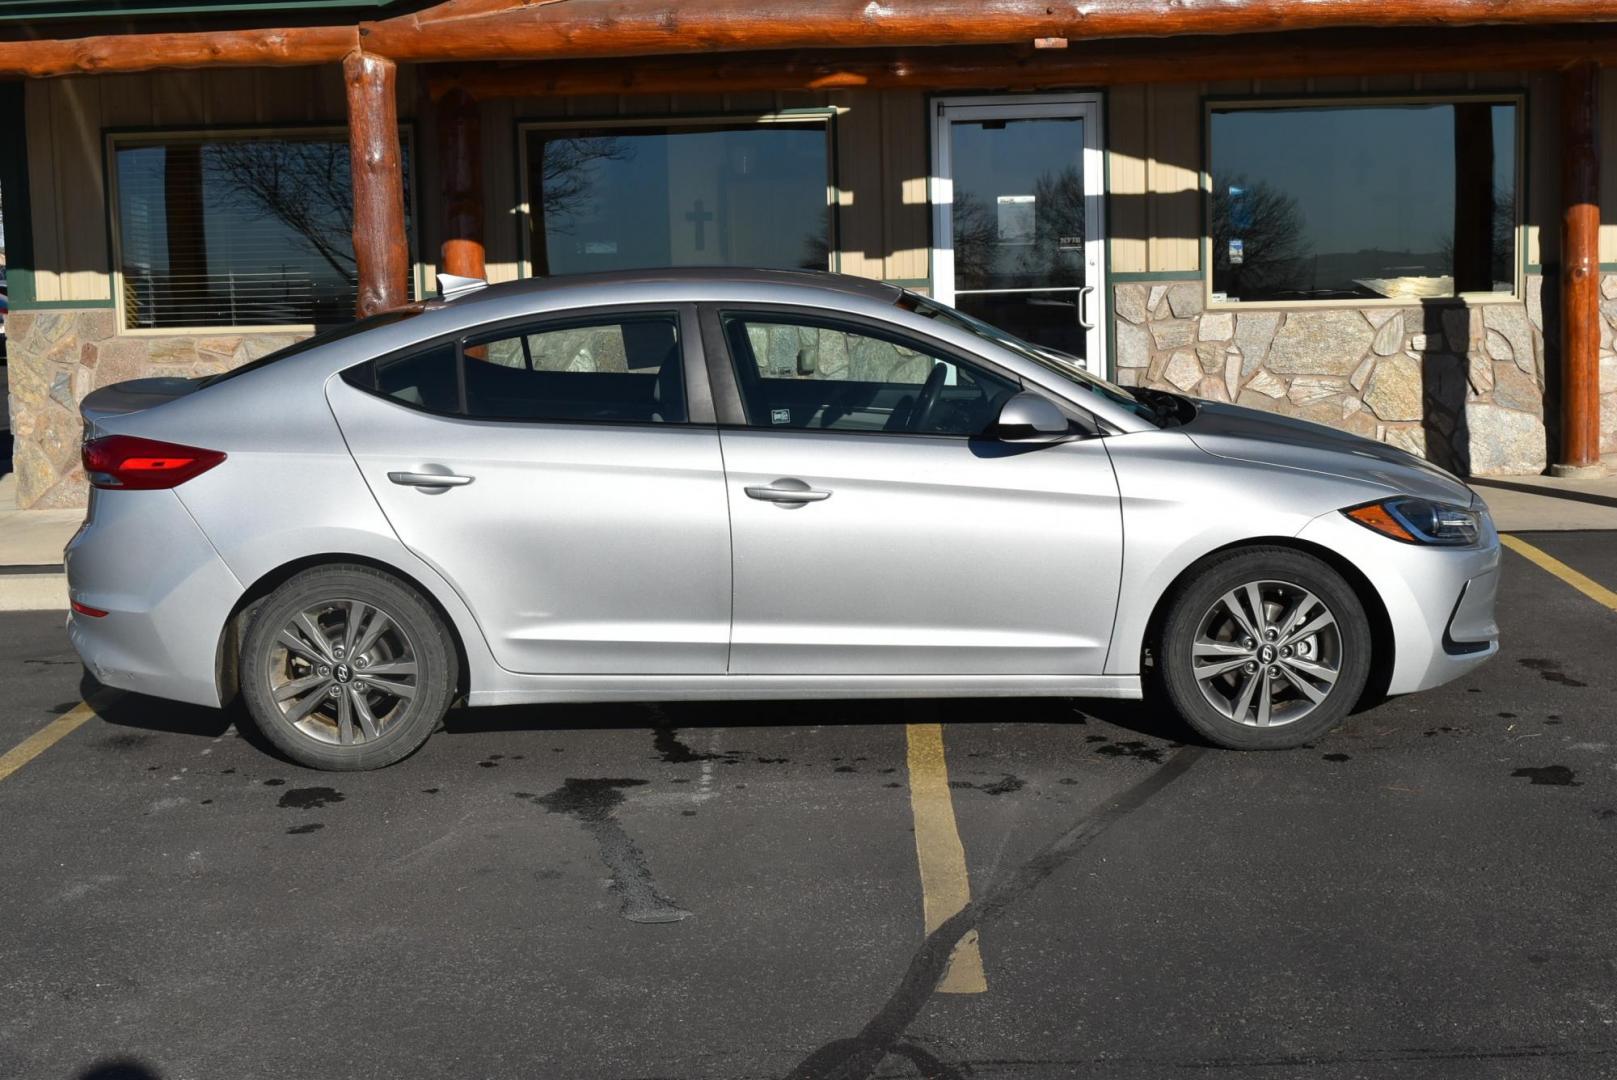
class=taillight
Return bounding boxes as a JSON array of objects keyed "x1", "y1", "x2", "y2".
[
  {"x1": 71, "y1": 600, "x2": 109, "y2": 618},
  {"x1": 82, "y1": 435, "x2": 226, "y2": 490}
]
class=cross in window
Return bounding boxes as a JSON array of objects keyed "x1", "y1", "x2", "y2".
[{"x1": 684, "y1": 198, "x2": 715, "y2": 251}]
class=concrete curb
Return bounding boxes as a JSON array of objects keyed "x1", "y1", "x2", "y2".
[{"x1": 0, "y1": 573, "x2": 69, "y2": 612}]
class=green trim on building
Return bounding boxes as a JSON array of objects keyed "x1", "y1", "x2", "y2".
[
  {"x1": 1109, "y1": 270, "x2": 1201, "y2": 282},
  {"x1": 0, "y1": 0, "x2": 393, "y2": 23}
]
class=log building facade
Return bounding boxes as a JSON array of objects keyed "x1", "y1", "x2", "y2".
[{"x1": 2, "y1": 0, "x2": 1614, "y2": 509}]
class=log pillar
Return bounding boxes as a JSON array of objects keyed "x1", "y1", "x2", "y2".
[
  {"x1": 1553, "y1": 60, "x2": 1605, "y2": 477},
  {"x1": 437, "y1": 87, "x2": 486, "y2": 281},
  {"x1": 343, "y1": 50, "x2": 410, "y2": 316}
]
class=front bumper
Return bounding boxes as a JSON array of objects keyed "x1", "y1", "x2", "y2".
[
  {"x1": 1297, "y1": 507, "x2": 1500, "y2": 695},
  {"x1": 65, "y1": 489, "x2": 243, "y2": 708}
]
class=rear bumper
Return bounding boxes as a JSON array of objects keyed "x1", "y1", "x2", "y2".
[
  {"x1": 65, "y1": 489, "x2": 242, "y2": 708},
  {"x1": 1297, "y1": 508, "x2": 1500, "y2": 695}
]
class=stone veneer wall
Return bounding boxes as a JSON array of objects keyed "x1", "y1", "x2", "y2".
[
  {"x1": 5, "y1": 308, "x2": 307, "y2": 509},
  {"x1": 1113, "y1": 274, "x2": 1617, "y2": 476}
]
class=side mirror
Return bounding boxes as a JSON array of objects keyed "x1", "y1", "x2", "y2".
[{"x1": 988, "y1": 391, "x2": 1072, "y2": 444}]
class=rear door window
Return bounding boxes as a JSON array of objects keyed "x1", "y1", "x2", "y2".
[
  {"x1": 345, "y1": 311, "x2": 687, "y2": 424},
  {"x1": 463, "y1": 316, "x2": 685, "y2": 424}
]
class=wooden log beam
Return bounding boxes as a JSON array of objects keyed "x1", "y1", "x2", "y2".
[
  {"x1": 0, "y1": 25, "x2": 355, "y2": 77},
  {"x1": 364, "y1": 0, "x2": 1617, "y2": 65},
  {"x1": 343, "y1": 50, "x2": 410, "y2": 318},
  {"x1": 424, "y1": 27, "x2": 1617, "y2": 101},
  {"x1": 8, "y1": 0, "x2": 1617, "y2": 78},
  {"x1": 1554, "y1": 59, "x2": 1604, "y2": 477},
  {"x1": 437, "y1": 87, "x2": 486, "y2": 282}
]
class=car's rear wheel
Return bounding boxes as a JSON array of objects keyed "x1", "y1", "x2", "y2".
[
  {"x1": 239, "y1": 565, "x2": 457, "y2": 771},
  {"x1": 1157, "y1": 547, "x2": 1372, "y2": 750}
]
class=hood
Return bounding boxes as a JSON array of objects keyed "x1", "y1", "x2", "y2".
[{"x1": 1183, "y1": 399, "x2": 1477, "y2": 507}]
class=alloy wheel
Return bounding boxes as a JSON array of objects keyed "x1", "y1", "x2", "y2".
[
  {"x1": 267, "y1": 599, "x2": 419, "y2": 746},
  {"x1": 1190, "y1": 580, "x2": 1342, "y2": 728}
]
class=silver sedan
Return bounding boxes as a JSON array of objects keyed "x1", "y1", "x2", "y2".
[{"x1": 66, "y1": 270, "x2": 1499, "y2": 770}]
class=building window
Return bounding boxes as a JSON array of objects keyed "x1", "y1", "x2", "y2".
[
  {"x1": 112, "y1": 130, "x2": 413, "y2": 331},
  {"x1": 1207, "y1": 99, "x2": 1520, "y2": 304},
  {"x1": 523, "y1": 118, "x2": 832, "y2": 278}
]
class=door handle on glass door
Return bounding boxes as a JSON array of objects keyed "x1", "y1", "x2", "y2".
[
  {"x1": 388, "y1": 470, "x2": 475, "y2": 488},
  {"x1": 1077, "y1": 284, "x2": 1096, "y2": 331}
]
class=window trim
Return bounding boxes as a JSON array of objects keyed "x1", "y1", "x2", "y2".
[
  {"x1": 343, "y1": 302, "x2": 714, "y2": 429},
  {"x1": 105, "y1": 124, "x2": 422, "y2": 337},
  {"x1": 514, "y1": 110, "x2": 841, "y2": 282},
  {"x1": 1200, "y1": 92, "x2": 1527, "y2": 311},
  {"x1": 701, "y1": 302, "x2": 1030, "y2": 440}
]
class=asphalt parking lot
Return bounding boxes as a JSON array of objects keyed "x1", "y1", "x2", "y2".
[{"x1": 1, "y1": 533, "x2": 1614, "y2": 1080}]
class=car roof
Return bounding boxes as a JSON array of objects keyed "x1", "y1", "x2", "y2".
[{"x1": 441, "y1": 267, "x2": 904, "y2": 307}]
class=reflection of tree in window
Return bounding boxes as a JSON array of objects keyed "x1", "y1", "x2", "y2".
[
  {"x1": 120, "y1": 137, "x2": 411, "y2": 328},
  {"x1": 1210, "y1": 173, "x2": 1306, "y2": 299},
  {"x1": 951, "y1": 166, "x2": 1084, "y2": 290},
  {"x1": 530, "y1": 136, "x2": 632, "y2": 277},
  {"x1": 206, "y1": 140, "x2": 358, "y2": 283}
]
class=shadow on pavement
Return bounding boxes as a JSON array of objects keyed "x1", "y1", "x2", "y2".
[
  {"x1": 80, "y1": 1061, "x2": 163, "y2": 1080},
  {"x1": 1472, "y1": 477, "x2": 1617, "y2": 510}
]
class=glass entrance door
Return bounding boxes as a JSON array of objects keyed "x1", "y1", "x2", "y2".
[{"x1": 932, "y1": 96, "x2": 1106, "y2": 374}]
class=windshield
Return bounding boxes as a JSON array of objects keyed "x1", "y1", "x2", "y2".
[
  {"x1": 899, "y1": 292, "x2": 1168, "y2": 425},
  {"x1": 200, "y1": 306, "x2": 425, "y2": 388}
]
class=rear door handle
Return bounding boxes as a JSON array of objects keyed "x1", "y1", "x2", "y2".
[
  {"x1": 388, "y1": 470, "x2": 475, "y2": 488},
  {"x1": 745, "y1": 479, "x2": 831, "y2": 505}
]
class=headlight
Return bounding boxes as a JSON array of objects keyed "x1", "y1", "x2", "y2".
[{"x1": 1344, "y1": 497, "x2": 1480, "y2": 546}]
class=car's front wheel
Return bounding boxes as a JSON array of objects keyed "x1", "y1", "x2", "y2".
[
  {"x1": 239, "y1": 565, "x2": 458, "y2": 770},
  {"x1": 1157, "y1": 547, "x2": 1372, "y2": 750}
]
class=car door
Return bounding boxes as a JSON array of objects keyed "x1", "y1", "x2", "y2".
[
  {"x1": 705, "y1": 306, "x2": 1123, "y2": 676},
  {"x1": 327, "y1": 304, "x2": 732, "y2": 675}
]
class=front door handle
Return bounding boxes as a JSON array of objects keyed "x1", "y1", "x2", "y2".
[
  {"x1": 1077, "y1": 284, "x2": 1097, "y2": 331},
  {"x1": 388, "y1": 470, "x2": 475, "y2": 488},
  {"x1": 745, "y1": 479, "x2": 832, "y2": 506}
]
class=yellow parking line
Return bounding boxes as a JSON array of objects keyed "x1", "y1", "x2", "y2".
[
  {"x1": 905, "y1": 721, "x2": 987, "y2": 994},
  {"x1": 0, "y1": 703, "x2": 96, "y2": 784},
  {"x1": 1501, "y1": 534, "x2": 1617, "y2": 614}
]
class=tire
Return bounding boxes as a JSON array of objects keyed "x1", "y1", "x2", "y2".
[
  {"x1": 1156, "y1": 547, "x2": 1372, "y2": 750},
  {"x1": 239, "y1": 564, "x2": 458, "y2": 771}
]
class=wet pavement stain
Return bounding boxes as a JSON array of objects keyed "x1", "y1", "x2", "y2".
[
  {"x1": 1519, "y1": 658, "x2": 1588, "y2": 688},
  {"x1": 518, "y1": 779, "x2": 692, "y2": 924},
  {"x1": 262, "y1": 778, "x2": 286, "y2": 787},
  {"x1": 950, "y1": 775, "x2": 1026, "y2": 796},
  {"x1": 1511, "y1": 766, "x2": 1582, "y2": 787},
  {"x1": 1595, "y1": 809, "x2": 1617, "y2": 820},
  {"x1": 421, "y1": 788, "x2": 440, "y2": 795},
  {"x1": 1322, "y1": 753, "x2": 1351, "y2": 762},
  {"x1": 652, "y1": 720, "x2": 716, "y2": 764},
  {"x1": 278, "y1": 787, "x2": 346, "y2": 809},
  {"x1": 286, "y1": 823, "x2": 324, "y2": 835},
  {"x1": 100, "y1": 733, "x2": 152, "y2": 750},
  {"x1": 1095, "y1": 740, "x2": 1166, "y2": 763}
]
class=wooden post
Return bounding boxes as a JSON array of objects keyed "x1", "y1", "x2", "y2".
[
  {"x1": 437, "y1": 87, "x2": 486, "y2": 282},
  {"x1": 1554, "y1": 60, "x2": 1604, "y2": 477},
  {"x1": 343, "y1": 50, "x2": 410, "y2": 317}
]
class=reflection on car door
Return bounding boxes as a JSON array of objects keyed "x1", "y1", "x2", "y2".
[
  {"x1": 329, "y1": 306, "x2": 732, "y2": 675},
  {"x1": 710, "y1": 308, "x2": 1123, "y2": 676}
]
